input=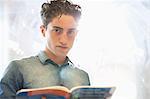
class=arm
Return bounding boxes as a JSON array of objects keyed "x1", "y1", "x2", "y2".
[{"x1": 0, "y1": 61, "x2": 23, "y2": 99}]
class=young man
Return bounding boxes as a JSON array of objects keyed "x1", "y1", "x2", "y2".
[{"x1": 0, "y1": 0, "x2": 90, "y2": 98}]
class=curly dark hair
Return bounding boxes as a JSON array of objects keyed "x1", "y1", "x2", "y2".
[{"x1": 40, "y1": 0, "x2": 81, "y2": 28}]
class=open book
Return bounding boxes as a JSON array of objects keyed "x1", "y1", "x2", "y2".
[{"x1": 16, "y1": 86, "x2": 116, "y2": 99}]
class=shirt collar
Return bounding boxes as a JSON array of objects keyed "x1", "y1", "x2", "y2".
[{"x1": 38, "y1": 51, "x2": 73, "y2": 66}]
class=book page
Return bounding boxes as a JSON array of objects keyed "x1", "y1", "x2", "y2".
[
  {"x1": 17, "y1": 86, "x2": 71, "y2": 99},
  {"x1": 17, "y1": 86, "x2": 70, "y2": 94},
  {"x1": 70, "y1": 86, "x2": 116, "y2": 99}
]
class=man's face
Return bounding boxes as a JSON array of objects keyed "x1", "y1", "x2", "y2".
[{"x1": 42, "y1": 15, "x2": 78, "y2": 57}]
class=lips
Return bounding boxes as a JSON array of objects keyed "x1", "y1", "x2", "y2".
[{"x1": 57, "y1": 46, "x2": 68, "y2": 50}]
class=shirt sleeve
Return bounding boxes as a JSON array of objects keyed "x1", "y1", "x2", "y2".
[
  {"x1": 86, "y1": 72, "x2": 91, "y2": 86},
  {"x1": 82, "y1": 70, "x2": 91, "y2": 86},
  {"x1": 0, "y1": 61, "x2": 23, "y2": 99}
]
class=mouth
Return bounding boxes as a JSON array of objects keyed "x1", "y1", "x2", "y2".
[{"x1": 57, "y1": 46, "x2": 68, "y2": 50}]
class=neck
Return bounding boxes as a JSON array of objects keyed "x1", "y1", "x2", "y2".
[{"x1": 44, "y1": 47, "x2": 66, "y2": 65}]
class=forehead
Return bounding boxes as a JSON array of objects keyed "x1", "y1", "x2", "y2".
[{"x1": 49, "y1": 15, "x2": 78, "y2": 29}]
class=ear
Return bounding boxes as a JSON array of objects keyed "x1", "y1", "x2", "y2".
[{"x1": 40, "y1": 25, "x2": 46, "y2": 37}]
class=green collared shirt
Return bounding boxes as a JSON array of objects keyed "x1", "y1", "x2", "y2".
[{"x1": 0, "y1": 51, "x2": 90, "y2": 98}]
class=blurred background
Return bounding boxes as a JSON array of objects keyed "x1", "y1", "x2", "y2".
[{"x1": 0, "y1": 0, "x2": 150, "y2": 99}]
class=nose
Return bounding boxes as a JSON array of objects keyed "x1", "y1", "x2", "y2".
[{"x1": 59, "y1": 32, "x2": 68, "y2": 45}]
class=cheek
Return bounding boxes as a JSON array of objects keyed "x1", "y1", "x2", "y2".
[
  {"x1": 47, "y1": 34, "x2": 58, "y2": 46},
  {"x1": 69, "y1": 38, "x2": 76, "y2": 46},
  {"x1": 45, "y1": 33, "x2": 52, "y2": 46}
]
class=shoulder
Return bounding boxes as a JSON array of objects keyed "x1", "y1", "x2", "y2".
[
  {"x1": 63, "y1": 64, "x2": 89, "y2": 76},
  {"x1": 2, "y1": 56, "x2": 39, "y2": 77},
  {"x1": 66, "y1": 59, "x2": 88, "y2": 75},
  {"x1": 15, "y1": 56, "x2": 38, "y2": 64},
  {"x1": 6, "y1": 55, "x2": 39, "y2": 70},
  {"x1": 13, "y1": 55, "x2": 39, "y2": 65},
  {"x1": 74, "y1": 66, "x2": 89, "y2": 75}
]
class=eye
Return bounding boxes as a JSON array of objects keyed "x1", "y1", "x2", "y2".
[
  {"x1": 52, "y1": 28, "x2": 62, "y2": 34},
  {"x1": 67, "y1": 30, "x2": 77, "y2": 37}
]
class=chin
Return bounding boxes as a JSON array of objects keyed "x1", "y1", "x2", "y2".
[{"x1": 56, "y1": 52, "x2": 67, "y2": 57}]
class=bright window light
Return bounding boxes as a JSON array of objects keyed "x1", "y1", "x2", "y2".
[{"x1": 1, "y1": 0, "x2": 150, "y2": 99}]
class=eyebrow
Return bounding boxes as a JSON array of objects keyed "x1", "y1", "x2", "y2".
[
  {"x1": 52, "y1": 26, "x2": 77, "y2": 31},
  {"x1": 52, "y1": 26, "x2": 63, "y2": 30}
]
